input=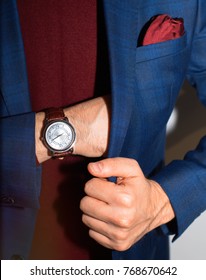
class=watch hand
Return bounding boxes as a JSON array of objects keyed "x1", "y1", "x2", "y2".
[{"x1": 52, "y1": 133, "x2": 64, "y2": 141}]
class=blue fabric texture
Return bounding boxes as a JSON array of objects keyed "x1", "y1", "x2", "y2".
[
  {"x1": 103, "y1": 0, "x2": 206, "y2": 259},
  {"x1": 0, "y1": 0, "x2": 41, "y2": 259},
  {"x1": 1, "y1": 0, "x2": 206, "y2": 259}
]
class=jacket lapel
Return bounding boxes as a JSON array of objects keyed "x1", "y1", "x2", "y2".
[
  {"x1": 103, "y1": 0, "x2": 139, "y2": 158},
  {"x1": 0, "y1": 0, "x2": 31, "y2": 116},
  {"x1": 103, "y1": 0, "x2": 145, "y2": 260}
]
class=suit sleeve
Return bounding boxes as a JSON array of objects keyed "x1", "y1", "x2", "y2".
[
  {"x1": 0, "y1": 0, "x2": 42, "y2": 210},
  {"x1": 0, "y1": 112, "x2": 42, "y2": 209},
  {"x1": 152, "y1": 1, "x2": 206, "y2": 240}
]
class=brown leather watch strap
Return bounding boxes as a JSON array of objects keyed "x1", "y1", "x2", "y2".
[
  {"x1": 45, "y1": 107, "x2": 66, "y2": 122},
  {"x1": 53, "y1": 148, "x2": 74, "y2": 158}
]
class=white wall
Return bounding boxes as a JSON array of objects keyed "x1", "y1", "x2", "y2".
[{"x1": 170, "y1": 212, "x2": 206, "y2": 259}]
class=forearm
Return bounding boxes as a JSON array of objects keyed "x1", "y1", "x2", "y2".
[{"x1": 35, "y1": 95, "x2": 111, "y2": 164}]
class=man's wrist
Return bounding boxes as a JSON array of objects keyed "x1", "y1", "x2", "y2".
[
  {"x1": 64, "y1": 96, "x2": 110, "y2": 157},
  {"x1": 35, "y1": 95, "x2": 110, "y2": 163},
  {"x1": 149, "y1": 180, "x2": 175, "y2": 232},
  {"x1": 35, "y1": 111, "x2": 51, "y2": 164}
]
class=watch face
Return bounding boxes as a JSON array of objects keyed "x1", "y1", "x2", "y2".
[{"x1": 44, "y1": 120, "x2": 75, "y2": 152}]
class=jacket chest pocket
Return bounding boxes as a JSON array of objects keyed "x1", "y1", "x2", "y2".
[{"x1": 135, "y1": 33, "x2": 189, "y2": 128}]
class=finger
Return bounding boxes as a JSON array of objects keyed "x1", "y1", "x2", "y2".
[
  {"x1": 80, "y1": 195, "x2": 114, "y2": 222},
  {"x1": 88, "y1": 228, "x2": 133, "y2": 251},
  {"x1": 82, "y1": 214, "x2": 112, "y2": 240},
  {"x1": 88, "y1": 157, "x2": 144, "y2": 179},
  {"x1": 88, "y1": 230, "x2": 113, "y2": 249},
  {"x1": 84, "y1": 177, "x2": 120, "y2": 203},
  {"x1": 82, "y1": 214, "x2": 133, "y2": 246}
]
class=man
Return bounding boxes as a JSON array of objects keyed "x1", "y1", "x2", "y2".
[
  {"x1": 1, "y1": 0, "x2": 111, "y2": 260},
  {"x1": 1, "y1": 0, "x2": 206, "y2": 260}
]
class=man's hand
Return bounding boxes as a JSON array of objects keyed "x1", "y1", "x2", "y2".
[
  {"x1": 80, "y1": 157, "x2": 175, "y2": 251},
  {"x1": 35, "y1": 96, "x2": 110, "y2": 163}
]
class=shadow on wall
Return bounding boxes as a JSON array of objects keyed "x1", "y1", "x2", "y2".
[{"x1": 166, "y1": 80, "x2": 206, "y2": 163}]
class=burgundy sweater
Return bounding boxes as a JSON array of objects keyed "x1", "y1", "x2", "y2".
[{"x1": 17, "y1": 0, "x2": 110, "y2": 260}]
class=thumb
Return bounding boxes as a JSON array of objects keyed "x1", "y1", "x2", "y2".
[{"x1": 88, "y1": 157, "x2": 144, "y2": 179}]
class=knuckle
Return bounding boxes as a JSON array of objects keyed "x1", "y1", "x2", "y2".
[
  {"x1": 112, "y1": 212, "x2": 133, "y2": 229},
  {"x1": 116, "y1": 230, "x2": 128, "y2": 242},
  {"x1": 115, "y1": 209, "x2": 136, "y2": 229},
  {"x1": 114, "y1": 241, "x2": 131, "y2": 252},
  {"x1": 129, "y1": 158, "x2": 141, "y2": 173},
  {"x1": 84, "y1": 178, "x2": 97, "y2": 193},
  {"x1": 82, "y1": 214, "x2": 90, "y2": 227},
  {"x1": 81, "y1": 214, "x2": 86, "y2": 223},
  {"x1": 129, "y1": 158, "x2": 139, "y2": 167},
  {"x1": 111, "y1": 229, "x2": 124, "y2": 241},
  {"x1": 79, "y1": 196, "x2": 90, "y2": 212},
  {"x1": 119, "y1": 192, "x2": 134, "y2": 208},
  {"x1": 79, "y1": 197, "x2": 86, "y2": 211},
  {"x1": 118, "y1": 217, "x2": 132, "y2": 228}
]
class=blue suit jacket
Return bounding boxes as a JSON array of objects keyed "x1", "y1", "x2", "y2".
[{"x1": 1, "y1": 0, "x2": 206, "y2": 259}]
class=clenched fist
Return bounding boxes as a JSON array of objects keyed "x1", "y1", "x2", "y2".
[{"x1": 80, "y1": 157, "x2": 175, "y2": 251}]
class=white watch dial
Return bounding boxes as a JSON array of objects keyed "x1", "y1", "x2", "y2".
[{"x1": 45, "y1": 121, "x2": 75, "y2": 151}]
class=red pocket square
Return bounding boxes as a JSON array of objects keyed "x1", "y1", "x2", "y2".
[{"x1": 141, "y1": 14, "x2": 185, "y2": 46}]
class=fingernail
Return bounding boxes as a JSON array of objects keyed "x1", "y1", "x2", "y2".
[{"x1": 90, "y1": 162, "x2": 103, "y2": 173}]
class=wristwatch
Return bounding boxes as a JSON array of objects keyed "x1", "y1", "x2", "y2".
[{"x1": 41, "y1": 107, "x2": 76, "y2": 158}]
